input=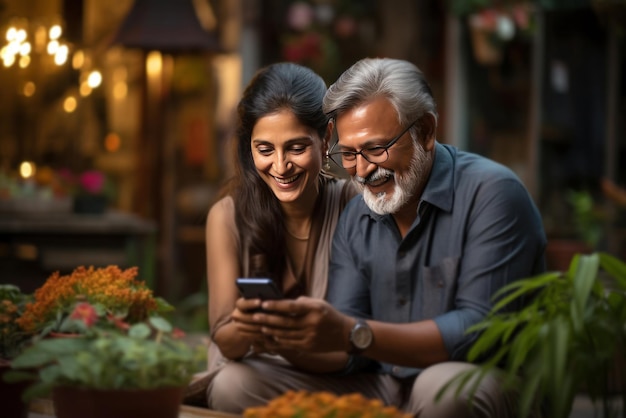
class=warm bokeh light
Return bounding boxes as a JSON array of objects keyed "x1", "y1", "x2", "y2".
[
  {"x1": 113, "y1": 81, "x2": 127, "y2": 100},
  {"x1": 19, "y1": 42, "x2": 31, "y2": 56},
  {"x1": 6, "y1": 41, "x2": 19, "y2": 56},
  {"x1": 18, "y1": 55, "x2": 30, "y2": 68},
  {"x1": 49, "y1": 25, "x2": 62, "y2": 40},
  {"x1": 54, "y1": 53, "x2": 67, "y2": 65},
  {"x1": 3, "y1": 53, "x2": 15, "y2": 67},
  {"x1": 79, "y1": 81, "x2": 92, "y2": 97},
  {"x1": 104, "y1": 132, "x2": 122, "y2": 152},
  {"x1": 19, "y1": 161, "x2": 36, "y2": 179},
  {"x1": 63, "y1": 96, "x2": 77, "y2": 113},
  {"x1": 23, "y1": 81, "x2": 36, "y2": 97},
  {"x1": 87, "y1": 70, "x2": 102, "y2": 88},
  {"x1": 5, "y1": 27, "x2": 16, "y2": 41},
  {"x1": 54, "y1": 44, "x2": 68, "y2": 65},
  {"x1": 15, "y1": 29, "x2": 27, "y2": 43},
  {"x1": 146, "y1": 51, "x2": 163, "y2": 77},
  {"x1": 34, "y1": 26, "x2": 47, "y2": 49},
  {"x1": 72, "y1": 49, "x2": 84, "y2": 69},
  {"x1": 47, "y1": 39, "x2": 59, "y2": 55}
]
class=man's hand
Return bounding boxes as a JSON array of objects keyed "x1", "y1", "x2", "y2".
[{"x1": 250, "y1": 296, "x2": 354, "y2": 353}]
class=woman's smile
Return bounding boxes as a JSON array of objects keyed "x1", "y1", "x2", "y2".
[{"x1": 273, "y1": 173, "x2": 302, "y2": 185}]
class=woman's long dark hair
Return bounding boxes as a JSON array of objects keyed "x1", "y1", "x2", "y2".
[{"x1": 226, "y1": 62, "x2": 328, "y2": 282}]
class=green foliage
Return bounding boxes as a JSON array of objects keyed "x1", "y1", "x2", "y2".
[
  {"x1": 439, "y1": 252, "x2": 626, "y2": 418},
  {"x1": 568, "y1": 190, "x2": 605, "y2": 249},
  {"x1": 6, "y1": 313, "x2": 204, "y2": 400},
  {"x1": 169, "y1": 290, "x2": 209, "y2": 333},
  {"x1": 0, "y1": 285, "x2": 33, "y2": 360}
]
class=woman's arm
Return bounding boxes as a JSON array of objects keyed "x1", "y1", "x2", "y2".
[{"x1": 206, "y1": 197, "x2": 262, "y2": 360}]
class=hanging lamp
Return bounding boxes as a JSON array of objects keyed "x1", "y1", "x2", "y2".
[{"x1": 111, "y1": 0, "x2": 222, "y2": 53}]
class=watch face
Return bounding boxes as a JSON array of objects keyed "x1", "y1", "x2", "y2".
[{"x1": 352, "y1": 322, "x2": 373, "y2": 349}]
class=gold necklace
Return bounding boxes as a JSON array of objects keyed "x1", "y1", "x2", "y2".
[{"x1": 285, "y1": 226, "x2": 310, "y2": 241}]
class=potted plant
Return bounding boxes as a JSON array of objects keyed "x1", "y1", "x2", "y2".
[
  {"x1": 16, "y1": 265, "x2": 172, "y2": 337},
  {"x1": 56, "y1": 168, "x2": 115, "y2": 214},
  {"x1": 0, "y1": 285, "x2": 34, "y2": 418},
  {"x1": 7, "y1": 302, "x2": 203, "y2": 418},
  {"x1": 439, "y1": 252, "x2": 626, "y2": 418},
  {"x1": 244, "y1": 390, "x2": 412, "y2": 418},
  {"x1": 545, "y1": 189, "x2": 605, "y2": 271}
]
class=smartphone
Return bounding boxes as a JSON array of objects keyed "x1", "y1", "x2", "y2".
[{"x1": 236, "y1": 277, "x2": 284, "y2": 301}]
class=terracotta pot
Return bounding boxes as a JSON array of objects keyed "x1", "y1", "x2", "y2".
[
  {"x1": 545, "y1": 239, "x2": 592, "y2": 271},
  {"x1": 52, "y1": 385, "x2": 185, "y2": 418},
  {"x1": 0, "y1": 361, "x2": 31, "y2": 418}
]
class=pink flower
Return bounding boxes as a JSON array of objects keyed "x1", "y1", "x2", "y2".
[
  {"x1": 512, "y1": 4, "x2": 530, "y2": 30},
  {"x1": 70, "y1": 302, "x2": 98, "y2": 327},
  {"x1": 287, "y1": 1, "x2": 314, "y2": 31},
  {"x1": 171, "y1": 328, "x2": 186, "y2": 339},
  {"x1": 107, "y1": 314, "x2": 130, "y2": 331},
  {"x1": 469, "y1": 9, "x2": 499, "y2": 31},
  {"x1": 79, "y1": 170, "x2": 105, "y2": 194}
]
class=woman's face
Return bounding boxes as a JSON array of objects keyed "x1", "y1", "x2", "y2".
[{"x1": 251, "y1": 109, "x2": 324, "y2": 206}]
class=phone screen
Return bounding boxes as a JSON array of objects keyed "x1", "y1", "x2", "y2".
[{"x1": 236, "y1": 277, "x2": 283, "y2": 301}]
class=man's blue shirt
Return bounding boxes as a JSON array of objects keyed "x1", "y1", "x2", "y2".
[{"x1": 327, "y1": 142, "x2": 547, "y2": 378}]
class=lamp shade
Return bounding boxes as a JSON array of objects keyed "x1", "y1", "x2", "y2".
[{"x1": 111, "y1": 0, "x2": 222, "y2": 53}]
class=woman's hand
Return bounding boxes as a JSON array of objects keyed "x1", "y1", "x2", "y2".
[
  {"x1": 231, "y1": 297, "x2": 265, "y2": 337},
  {"x1": 231, "y1": 297, "x2": 286, "y2": 354}
]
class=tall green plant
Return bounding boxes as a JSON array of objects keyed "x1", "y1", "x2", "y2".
[{"x1": 439, "y1": 252, "x2": 626, "y2": 418}]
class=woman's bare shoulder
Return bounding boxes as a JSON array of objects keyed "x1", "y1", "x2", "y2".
[{"x1": 206, "y1": 196, "x2": 236, "y2": 229}]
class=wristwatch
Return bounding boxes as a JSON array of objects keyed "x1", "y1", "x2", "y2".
[{"x1": 349, "y1": 319, "x2": 373, "y2": 354}]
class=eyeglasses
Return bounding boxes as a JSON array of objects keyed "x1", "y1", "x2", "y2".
[{"x1": 327, "y1": 119, "x2": 418, "y2": 169}]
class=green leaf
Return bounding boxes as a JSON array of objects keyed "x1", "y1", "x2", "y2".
[
  {"x1": 128, "y1": 323, "x2": 151, "y2": 339},
  {"x1": 507, "y1": 321, "x2": 540, "y2": 373},
  {"x1": 21, "y1": 381, "x2": 54, "y2": 401},
  {"x1": 2, "y1": 370, "x2": 36, "y2": 383},
  {"x1": 570, "y1": 254, "x2": 599, "y2": 332},
  {"x1": 39, "y1": 364, "x2": 63, "y2": 384},
  {"x1": 491, "y1": 272, "x2": 561, "y2": 312},
  {"x1": 155, "y1": 297, "x2": 175, "y2": 313},
  {"x1": 149, "y1": 316, "x2": 173, "y2": 333},
  {"x1": 599, "y1": 252, "x2": 626, "y2": 289},
  {"x1": 11, "y1": 338, "x2": 87, "y2": 369}
]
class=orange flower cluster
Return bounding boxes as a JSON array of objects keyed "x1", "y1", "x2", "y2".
[
  {"x1": 243, "y1": 391, "x2": 412, "y2": 418},
  {"x1": 17, "y1": 265, "x2": 158, "y2": 333}
]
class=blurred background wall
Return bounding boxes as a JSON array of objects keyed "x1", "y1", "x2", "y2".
[{"x1": 1, "y1": 0, "x2": 625, "y2": 311}]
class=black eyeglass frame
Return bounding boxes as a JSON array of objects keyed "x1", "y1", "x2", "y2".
[{"x1": 326, "y1": 119, "x2": 419, "y2": 169}]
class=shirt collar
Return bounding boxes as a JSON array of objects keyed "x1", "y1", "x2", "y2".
[{"x1": 421, "y1": 142, "x2": 454, "y2": 213}]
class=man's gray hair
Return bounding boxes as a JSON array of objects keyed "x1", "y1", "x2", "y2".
[{"x1": 322, "y1": 58, "x2": 438, "y2": 128}]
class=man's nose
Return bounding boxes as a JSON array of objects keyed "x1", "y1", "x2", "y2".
[{"x1": 355, "y1": 154, "x2": 376, "y2": 180}]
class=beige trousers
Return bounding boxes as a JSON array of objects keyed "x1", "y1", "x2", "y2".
[{"x1": 206, "y1": 356, "x2": 522, "y2": 417}]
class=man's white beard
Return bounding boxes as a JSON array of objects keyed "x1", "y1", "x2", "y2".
[{"x1": 353, "y1": 141, "x2": 430, "y2": 215}]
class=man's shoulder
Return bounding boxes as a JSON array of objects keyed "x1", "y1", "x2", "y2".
[{"x1": 452, "y1": 147, "x2": 523, "y2": 186}]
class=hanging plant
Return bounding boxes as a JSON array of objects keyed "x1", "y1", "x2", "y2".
[{"x1": 448, "y1": 0, "x2": 536, "y2": 65}]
